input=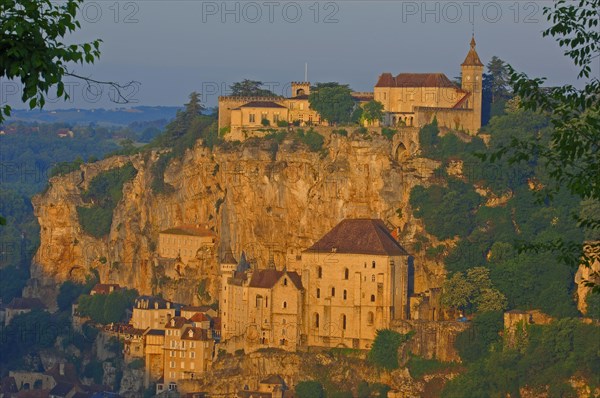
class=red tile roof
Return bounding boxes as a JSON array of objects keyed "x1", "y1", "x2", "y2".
[
  {"x1": 181, "y1": 327, "x2": 210, "y2": 341},
  {"x1": 91, "y1": 284, "x2": 121, "y2": 295},
  {"x1": 375, "y1": 73, "x2": 457, "y2": 88},
  {"x1": 6, "y1": 297, "x2": 46, "y2": 310},
  {"x1": 461, "y1": 37, "x2": 484, "y2": 66},
  {"x1": 248, "y1": 269, "x2": 303, "y2": 290},
  {"x1": 165, "y1": 316, "x2": 191, "y2": 329},
  {"x1": 238, "y1": 101, "x2": 287, "y2": 109},
  {"x1": 189, "y1": 313, "x2": 211, "y2": 323},
  {"x1": 305, "y1": 219, "x2": 409, "y2": 256}
]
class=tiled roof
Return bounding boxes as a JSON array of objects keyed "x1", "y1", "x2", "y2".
[
  {"x1": 305, "y1": 219, "x2": 409, "y2": 256},
  {"x1": 160, "y1": 224, "x2": 215, "y2": 237},
  {"x1": 6, "y1": 297, "x2": 46, "y2": 310},
  {"x1": 461, "y1": 36, "x2": 484, "y2": 66},
  {"x1": 189, "y1": 313, "x2": 211, "y2": 323},
  {"x1": 238, "y1": 101, "x2": 287, "y2": 109},
  {"x1": 90, "y1": 284, "x2": 120, "y2": 294},
  {"x1": 221, "y1": 249, "x2": 238, "y2": 264},
  {"x1": 144, "y1": 329, "x2": 165, "y2": 336},
  {"x1": 181, "y1": 327, "x2": 210, "y2": 341},
  {"x1": 375, "y1": 73, "x2": 457, "y2": 88},
  {"x1": 165, "y1": 316, "x2": 191, "y2": 329},
  {"x1": 248, "y1": 269, "x2": 303, "y2": 290}
]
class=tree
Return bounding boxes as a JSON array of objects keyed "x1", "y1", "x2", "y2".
[
  {"x1": 483, "y1": 0, "x2": 600, "y2": 291},
  {"x1": 441, "y1": 273, "x2": 473, "y2": 314},
  {"x1": 368, "y1": 329, "x2": 412, "y2": 370},
  {"x1": 229, "y1": 79, "x2": 276, "y2": 97},
  {"x1": 0, "y1": 0, "x2": 136, "y2": 123},
  {"x1": 486, "y1": 56, "x2": 510, "y2": 104},
  {"x1": 361, "y1": 100, "x2": 384, "y2": 124},
  {"x1": 295, "y1": 381, "x2": 324, "y2": 398},
  {"x1": 308, "y1": 83, "x2": 355, "y2": 125},
  {"x1": 442, "y1": 267, "x2": 507, "y2": 314}
]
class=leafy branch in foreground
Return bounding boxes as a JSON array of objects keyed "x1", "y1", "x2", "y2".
[
  {"x1": 0, "y1": 0, "x2": 138, "y2": 123},
  {"x1": 479, "y1": 0, "x2": 600, "y2": 292}
]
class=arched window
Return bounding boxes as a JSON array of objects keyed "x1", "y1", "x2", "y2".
[
  {"x1": 343, "y1": 290, "x2": 347, "y2": 300},
  {"x1": 342, "y1": 314, "x2": 347, "y2": 330},
  {"x1": 370, "y1": 294, "x2": 375, "y2": 302},
  {"x1": 343, "y1": 268, "x2": 349, "y2": 280},
  {"x1": 367, "y1": 311, "x2": 374, "y2": 325},
  {"x1": 316, "y1": 288, "x2": 320, "y2": 298},
  {"x1": 283, "y1": 278, "x2": 288, "y2": 286},
  {"x1": 282, "y1": 301, "x2": 287, "y2": 309},
  {"x1": 372, "y1": 261, "x2": 376, "y2": 269},
  {"x1": 317, "y1": 266, "x2": 322, "y2": 278},
  {"x1": 331, "y1": 287, "x2": 335, "y2": 297},
  {"x1": 314, "y1": 313, "x2": 319, "y2": 328},
  {"x1": 371, "y1": 275, "x2": 375, "y2": 282}
]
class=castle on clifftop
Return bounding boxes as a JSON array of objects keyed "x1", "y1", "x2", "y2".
[{"x1": 218, "y1": 37, "x2": 484, "y2": 139}]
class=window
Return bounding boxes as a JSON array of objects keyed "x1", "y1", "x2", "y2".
[
  {"x1": 316, "y1": 288, "x2": 320, "y2": 298},
  {"x1": 170, "y1": 350, "x2": 175, "y2": 357},
  {"x1": 273, "y1": 113, "x2": 280, "y2": 122},
  {"x1": 343, "y1": 268, "x2": 349, "y2": 280},
  {"x1": 372, "y1": 261, "x2": 376, "y2": 269},
  {"x1": 371, "y1": 275, "x2": 375, "y2": 282},
  {"x1": 283, "y1": 278, "x2": 288, "y2": 286},
  {"x1": 342, "y1": 314, "x2": 347, "y2": 330},
  {"x1": 249, "y1": 113, "x2": 255, "y2": 123},
  {"x1": 170, "y1": 361, "x2": 175, "y2": 369},
  {"x1": 180, "y1": 351, "x2": 185, "y2": 358},
  {"x1": 191, "y1": 342, "x2": 195, "y2": 348},
  {"x1": 343, "y1": 290, "x2": 347, "y2": 300},
  {"x1": 314, "y1": 313, "x2": 319, "y2": 328},
  {"x1": 331, "y1": 287, "x2": 335, "y2": 297},
  {"x1": 299, "y1": 103, "x2": 304, "y2": 110},
  {"x1": 265, "y1": 297, "x2": 268, "y2": 307},
  {"x1": 190, "y1": 352, "x2": 195, "y2": 358},
  {"x1": 371, "y1": 294, "x2": 375, "y2": 302},
  {"x1": 367, "y1": 311, "x2": 374, "y2": 325},
  {"x1": 282, "y1": 301, "x2": 287, "y2": 309},
  {"x1": 317, "y1": 266, "x2": 322, "y2": 278}
]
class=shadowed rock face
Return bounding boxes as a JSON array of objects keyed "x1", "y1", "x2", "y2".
[{"x1": 30, "y1": 132, "x2": 446, "y2": 307}]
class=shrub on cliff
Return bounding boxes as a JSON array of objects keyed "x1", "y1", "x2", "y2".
[
  {"x1": 368, "y1": 329, "x2": 413, "y2": 370},
  {"x1": 76, "y1": 163, "x2": 137, "y2": 237},
  {"x1": 78, "y1": 288, "x2": 138, "y2": 324},
  {"x1": 295, "y1": 380, "x2": 324, "y2": 398}
]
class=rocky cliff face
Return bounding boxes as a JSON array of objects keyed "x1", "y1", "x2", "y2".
[{"x1": 31, "y1": 132, "x2": 444, "y2": 306}]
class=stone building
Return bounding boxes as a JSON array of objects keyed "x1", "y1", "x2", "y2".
[
  {"x1": 218, "y1": 82, "x2": 372, "y2": 140},
  {"x1": 159, "y1": 225, "x2": 216, "y2": 264},
  {"x1": 218, "y1": 37, "x2": 483, "y2": 137},
  {"x1": 219, "y1": 218, "x2": 413, "y2": 351},
  {"x1": 4, "y1": 297, "x2": 47, "y2": 326},
  {"x1": 220, "y1": 264, "x2": 304, "y2": 352},
  {"x1": 374, "y1": 36, "x2": 483, "y2": 134},
  {"x1": 160, "y1": 317, "x2": 215, "y2": 392},
  {"x1": 130, "y1": 296, "x2": 177, "y2": 331},
  {"x1": 300, "y1": 219, "x2": 413, "y2": 349}
]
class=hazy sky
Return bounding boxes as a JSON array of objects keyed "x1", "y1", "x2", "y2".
[{"x1": 4, "y1": 0, "x2": 594, "y2": 109}]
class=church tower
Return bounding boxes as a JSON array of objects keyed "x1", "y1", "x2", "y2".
[{"x1": 461, "y1": 36, "x2": 484, "y2": 133}]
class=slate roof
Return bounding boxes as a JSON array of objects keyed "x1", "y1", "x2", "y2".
[
  {"x1": 221, "y1": 249, "x2": 238, "y2": 264},
  {"x1": 6, "y1": 297, "x2": 46, "y2": 310},
  {"x1": 238, "y1": 101, "x2": 287, "y2": 109},
  {"x1": 165, "y1": 316, "x2": 191, "y2": 329},
  {"x1": 461, "y1": 36, "x2": 484, "y2": 66},
  {"x1": 248, "y1": 269, "x2": 303, "y2": 290},
  {"x1": 375, "y1": 73, "x2": 457, "y2": 88},
  {"x1": 181, "y1": 327, "x2": 210, "y2": 341},
  {"x1": 305, "y1": 219, "x2": 409, "y2": 256}
]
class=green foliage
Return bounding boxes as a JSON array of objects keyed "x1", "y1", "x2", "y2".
[
  {"x1": 407, "y1": 356, "x2": 460, "y2": 379},
  {"x1": 296, "y1": 129, "x2": 325, "y2": 152},
  {"x1": 368, "y1": 329, "x2": 413, "y2": 370},
  {"x1": 128, "y1": 359, "x2": 145, "y2": 369},
  {"x1": 78, "y1": 288, "x2": 138, "y2": 324},
  {"x1": 0, "y1": 266, "x2": 29, "y2": 303},
  {"x1": 332, "y1": 129, "x2": 348, "y2": 137},
  {"x1": 585, "y1": 292, "x2": 600, "y2": 320},
  {"x1": 308, "y1": 83, "x2": 355, "y2": 125},
  {"x1": 361, "y1": 100, "x2": 384, "y2": 124},
  {"x1": 295, "y1": 380, "x2": 325, "y2": 398},
  {"x1": 0, "y1": 0, "x2": 101, "y2": 122},
  {"x1": 84, "y1": 360, "x2": 104, "y2": 384},
  {"x1": 445, "y1": 319, "x2": 600, "y2": 397},
  {"x1": 76, "y1": 163, "x2": 137, "y2": 237},
  {"x1": 454, "y1": 311, "x2": 503, "y2": 363},
  {"x1": 410, "y1": 179, "x2": 482, "y2": 240},
  {"x1": 57, "y1": 280, "x2": 95, "y2": 311},
  {"x1": 381, "y1": 127, "x2": 396, "y2": 140},
  {"x1": 276, "y1": 120, "x2": 289, "y2": 127},
  {"x1": 418, "y1": 119, "x2": 486, "y2": 161},
  {"x1": 229, "y1": 80, "x2": 276, "y2": 97}
]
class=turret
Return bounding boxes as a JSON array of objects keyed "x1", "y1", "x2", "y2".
[{"x1": 461, "y1": 36, "x2": 484, "y2": 133}]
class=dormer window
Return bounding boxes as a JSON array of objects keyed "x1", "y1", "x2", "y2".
[
  {"x1": 188, "y1": 330, "x2": 193, "y2": 338},
  {"x1": 283, "y1": 278, "x2": 288, "y2": 286}
]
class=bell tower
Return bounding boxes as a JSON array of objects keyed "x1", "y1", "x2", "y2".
[{"x1": 461, "y1": 36, "x2": 484, "y2": 133}]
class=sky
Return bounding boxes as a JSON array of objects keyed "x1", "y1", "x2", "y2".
[{"x1": 3, "y1": 0, "x2": 594, "y2": 110}]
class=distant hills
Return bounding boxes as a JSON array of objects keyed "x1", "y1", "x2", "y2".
[{"x1": 4, "y1": 106, "x2": 186, "y2": 126}]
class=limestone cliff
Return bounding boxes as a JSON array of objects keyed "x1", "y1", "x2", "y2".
[{"x1": 31, "y1": 131, "x2": 445, "y2": 306}]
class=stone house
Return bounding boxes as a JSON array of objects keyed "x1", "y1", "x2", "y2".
[
  {"x1": 4, "y1": 297, "x2": 47, "y2": 326},
  {"x1": 158, "y1": 225, "x2": 216, "y2": 264}
]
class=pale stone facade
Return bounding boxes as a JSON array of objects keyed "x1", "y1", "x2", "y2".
[
  {"x1": 300, "y1": 219, "x2": 412, "y2": 349},
  {"x1": 218, "y1": 37, "x2": 483, "y2": 138},
  {"x1": 130, "y1": 296, "x2": 176, "y2": 331},
  {"x1": 219, "y1": 218, "x2": 413, "y2": 351},
  {"x1": 159, "y1": 224, "x2": 216, "y2": 264}
]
